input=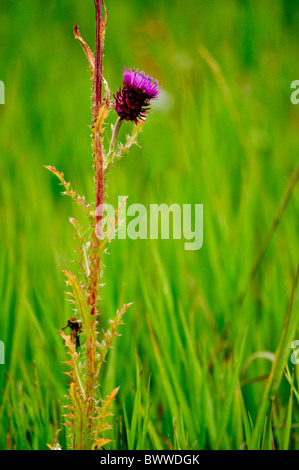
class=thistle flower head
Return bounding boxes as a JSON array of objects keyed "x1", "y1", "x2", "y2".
[{"x1": 113, "y1": 68, "x2": 160, "y2": 124}]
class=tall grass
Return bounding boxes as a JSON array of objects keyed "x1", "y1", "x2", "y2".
[{"x1": 0, "y1": 0, "x2": 298, "y2": 450}]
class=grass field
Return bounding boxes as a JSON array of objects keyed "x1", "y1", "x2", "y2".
[{"x1": 0, "y1": 0, "x2": 299, "y2": 450}]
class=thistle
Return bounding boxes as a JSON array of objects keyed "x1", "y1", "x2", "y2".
[
  {"x1": 46, "y1": 1, "x2": 160, "y2": 450},
  {"x1": 113, "y1": 68, "x2": 160, "y2": 124}
]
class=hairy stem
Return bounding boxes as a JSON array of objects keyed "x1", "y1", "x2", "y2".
[
  {"x1": 93, "y1": 0, "x2": 103, "y2": 120},
  {"x1": 88, "y1": 0, "x2": 105, "y2": 316}
]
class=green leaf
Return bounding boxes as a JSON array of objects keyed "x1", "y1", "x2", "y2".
[{"x1": 283, "y1": 369, "x2": 294, "y2": 450}]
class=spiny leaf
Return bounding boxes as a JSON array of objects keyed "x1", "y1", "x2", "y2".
[
  {"x1": 104, "y1": 120, "x2": 145, "y2": 172},
  {"x1": 44, "y1": 165, "x2": 92, "y2": 216},
  {"x1": 96, "y1": 303, "x2": 131, "y2": 375},
  {"x1": 63, "y1": 270, "x2": 91, "y2": 329},
  {"x1": 74, "y1": 24, "x2": 95, "y2": 74},
  {"x1": 94, "y1": 438, "x2": 112, "y2": 449}
]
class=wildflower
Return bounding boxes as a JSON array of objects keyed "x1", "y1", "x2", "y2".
[{"x1": 113, "y1": 68, "x2": 160, "y2": 124}]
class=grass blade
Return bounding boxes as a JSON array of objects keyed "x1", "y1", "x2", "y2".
[{"x1": 249, "y1": 264, "x2": 299, "y2": 449}]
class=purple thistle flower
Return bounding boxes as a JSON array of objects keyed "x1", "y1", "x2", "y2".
[{"x1": 113, "y1": 68, "x2": 160, "y2": 124}]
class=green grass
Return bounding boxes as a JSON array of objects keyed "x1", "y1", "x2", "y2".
[{"x1": 0, "y1": 0, "x2": 299, "y2": 450}]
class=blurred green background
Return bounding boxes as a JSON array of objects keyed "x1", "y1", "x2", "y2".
[{"x1": 0, "y1": 0, "x2": 298, "y2": 450}]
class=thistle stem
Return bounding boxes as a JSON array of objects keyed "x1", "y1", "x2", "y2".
[
  {"x1": 88, "y1": 0, "x2": 105, "y2": 316},
  {"x1": 93, "y1": 0, "x2": 103, "y2": 121},
  {"x1": 93, "y1": 0, "x2": 104, "y2": 224}
]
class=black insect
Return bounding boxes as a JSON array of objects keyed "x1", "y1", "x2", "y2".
[{"x1": 62, "y1": 317, "x2": 82, "y2": 350}]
